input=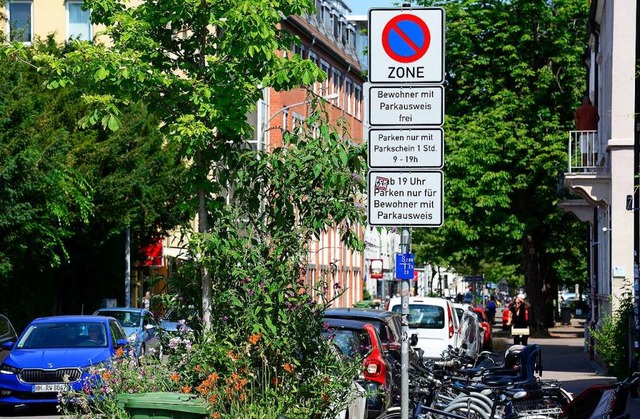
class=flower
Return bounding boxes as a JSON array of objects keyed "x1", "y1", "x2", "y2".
[
  {"x1": 283, "y1": 363, "x2": 295, "y2": 373},
  {"x1": 171, "y1": 373, "x2": 180, "y2": 382},
  {"x1": 248, "y1": 333, "x2": 262, "y2": 345},
  {"x1": 182, "y1": 386, "x2": 192, "y2": 393}
]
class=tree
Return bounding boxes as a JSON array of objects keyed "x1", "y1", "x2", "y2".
[
  {"x1": 0, "y1": 38, "x2": 93, "y2": 279},
  {"x1": 413, "y1": 0, "x2": 590, "y2": 328},
  {"x1": 0, "y1": 37, "x2": 190, "y2": 323}
]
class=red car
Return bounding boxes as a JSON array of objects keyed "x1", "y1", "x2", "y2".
[
  {"x1": 322, "y1": 317, "x2": 394, "y2": 418},
  {"x1": 472, "y1": 306, "x2": 493, "y2": 351}
]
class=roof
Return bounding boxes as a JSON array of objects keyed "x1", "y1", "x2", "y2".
[
  {"x1": 322, "y1": 317, "x2": 373, "y2": 330},
  {"x1": 30, "y1": 315, "x2": 109, "y2": 324},
  {"x1": 94, "y1": 307, "x2": 151, "y2": 314},
  {"x1": 324, "y1": 307, "x2": 399, "y2": 320}
]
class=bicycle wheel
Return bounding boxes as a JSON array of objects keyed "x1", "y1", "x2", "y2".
[
  {"x1": 376, "y1": 409, "x2": 402, "y2": 419},
  {"x1": 450, "y1": 393, "x2": 493, "y2": 414},
  {"x1": 443, "y1": 400, "x2": 491, "y2": 419}
]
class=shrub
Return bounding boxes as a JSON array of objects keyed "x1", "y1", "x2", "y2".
[{"x1": 590, "y1": 288, "x2": 633, "y2": 379}]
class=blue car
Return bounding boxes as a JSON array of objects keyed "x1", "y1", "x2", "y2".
[
  {"x1": 93, "y1": 307, "x2": 162, "y2": 358},
  {"x1": 0, "y1": 315, "x2": 129, "y2": 414}
]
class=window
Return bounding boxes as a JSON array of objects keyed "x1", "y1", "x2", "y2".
[
  {"x1": 292, "y1": 112, "x2": 305, "y2": 133},
  {"x1": 8, "y1": 1, "x2": 32, "y2": 43},
  {"x1": 344, "y1": 78, "x2": 353, "y2": 115},
  {"x1": 308, "y1": 51, "x2": 319, "y2": 94},
  {"x1": 67, "y1": 1, "x2": 92, "y2": 41},
  {"x1": 320, "y1": 59, "x2": 331, "y2": 97},
  {"x1": 292, "y1": 42, "x2": 305, "y2": 58},
  {"x1": 354, "y1": 84, "x2": 362, "y2": 120},
  {"x1": 331, "y1": 69, "x2": 341, "y2": 108}
]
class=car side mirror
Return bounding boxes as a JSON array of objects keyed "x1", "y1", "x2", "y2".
[
  {"x1": 1, "y1": 341, "x2": 14, "y2": 350},
  {"x1": 410, "y1": 333, "x2": 418, "y2": 346}
]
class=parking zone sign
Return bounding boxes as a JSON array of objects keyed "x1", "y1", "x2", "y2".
[{"x1": 368, "y1": 8, "x2": 444, "y2": 84}]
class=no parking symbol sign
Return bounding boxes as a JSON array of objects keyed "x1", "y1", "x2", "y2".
[{"x1": 368, "y1": 8, "x2": 444, "y2": 84}]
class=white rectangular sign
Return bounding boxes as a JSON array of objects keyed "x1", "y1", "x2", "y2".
[
  {"x1": 368, "y1": 85, "x2": 444, "y2": 126},
  {"x1": 368, "y1": 128, "x2": 443, "y2": 169},
  {"x1": 368, "y1": 171, "x2": 443, "y2": 227},
  {"x1": 368, "y1": 8, "x2": 445, "y2": 84}
]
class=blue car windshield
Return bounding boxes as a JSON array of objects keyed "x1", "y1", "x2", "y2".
[
  {"x1": 98, "y1": 310, "x2": 140, "y2": 328},
  {"x1": 16, "y1": 322, "x2": 108, "y2": 349}
]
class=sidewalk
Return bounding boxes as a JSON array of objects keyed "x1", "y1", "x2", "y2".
[{"x1": 493, "y1": 316, "x2": 618, "y2": 396}]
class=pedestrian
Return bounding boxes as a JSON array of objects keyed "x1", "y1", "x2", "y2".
[
  {"x1": 505, "y1": 293, "x2": 530, "y2": 345},
  {"x1": 485, "y1": 295, "x2": 497, "y2": 325},
  {"x1": 574, "y1": 96, "x2": 600, "y2": 166},
  {"x1": 142, "y1": 290, "x2": 151, "y2": 310},
  {"x1": 464, "y1": 285, "x2": 473, "y2": 304}
]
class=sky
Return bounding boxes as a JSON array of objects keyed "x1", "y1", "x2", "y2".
[{"x1": 343, "y1": 1, "x2": 411, "y2": 15}]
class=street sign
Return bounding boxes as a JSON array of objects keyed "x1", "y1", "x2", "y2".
[
  {"x1": 368, "y1": 8, "x2": 444, "y2": 84},
  {"x1": 368, "y1": 84, "x2": 444, "y2": 126},
  {"x1": 370, "y1": 259, "x2": 384, "y2": 279},
  {"x1": 464, "y1": 275, "x2": 484, "y2": 282},
  {"x1": 396, "y1": 253, "x2": 414, "y2": 280},
  {"x1": 368, "y1": 127, "x2": 443, "y2": 169},
  {"x1": 368, "y1": 171, "x2": 443, "y2": 227}
]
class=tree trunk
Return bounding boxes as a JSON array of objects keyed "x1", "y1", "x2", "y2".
[
  {"x1": 522, "y1": 234, "x2": 555, "y2": 331},
  {"x1": 196, "y1": 150, "x2": 212, "y2": 331}
]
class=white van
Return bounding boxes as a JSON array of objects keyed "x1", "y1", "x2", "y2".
[{"x1": 387, "y1": 296, "x2": 460, "y2": 360}]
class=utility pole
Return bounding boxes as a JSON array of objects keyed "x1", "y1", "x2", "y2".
[{"x1": 400, "y1": 227, "x2": 411, "y2": 419}]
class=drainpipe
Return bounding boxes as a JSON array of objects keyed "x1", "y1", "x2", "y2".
[{"x1": 590, "y1": 210, "x2": 598, "y2": 361}]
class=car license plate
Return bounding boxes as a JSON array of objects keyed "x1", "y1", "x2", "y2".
[{"x1": 33, "y1": 383, "x2": 69, "y2": 393}]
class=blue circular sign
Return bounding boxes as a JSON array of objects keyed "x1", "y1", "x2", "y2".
[{"x1": 382, "y1": 14, "x2": 431, "y2": 63}]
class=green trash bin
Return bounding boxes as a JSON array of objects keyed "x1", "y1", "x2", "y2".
[{"x1": 117, "y1": 392, "x2": 210, "y2": 419}]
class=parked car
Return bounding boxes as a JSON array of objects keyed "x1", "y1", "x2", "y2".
[
  {"x1": 323, "y1": 307, "x2": 411, "y2": 407},
  {"x1": 324, "y1": 308, "x2": 403, "y2": 359},
  {"x1": 322, "y1": 317, "x2": 392, "y2": 419},
  {"x1": 472, "y1": 306, "x2": 493, "y2": 351},
  {"x1": 93, "y1": 307, "x2": 161, "y2": 358},
  {"x1": 0, "y1": 315, "x2": 129, "y2": 414},
  {"x1": 159, "y1": 307, "x2": 197, "y2": 334},
  {"x1": 387, "y1": 296, "x2": 461, "y2": 360},
  {"x1": 0, "y1": 314, "x2": 17, "y2": 364}
]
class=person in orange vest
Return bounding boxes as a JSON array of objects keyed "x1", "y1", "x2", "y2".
[{"x1": 505, "y1": 293, "x2": 530, "y2": 345}]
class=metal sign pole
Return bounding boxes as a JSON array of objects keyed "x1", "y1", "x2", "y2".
[{"x1": 400, "y1": 227, "x2": 411, "y2": 419}]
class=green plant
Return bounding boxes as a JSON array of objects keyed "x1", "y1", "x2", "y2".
[
  {"x1": 591, "y1": 288, "x2": 634, "y2": 379},
  {"x1": 58, "y1": 347, "x2": 183, "y2": 418}
]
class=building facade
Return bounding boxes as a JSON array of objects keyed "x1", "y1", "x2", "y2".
[
  {"x1": 560, "y1": 0, "x2": 639, "y2": 364},
  {"x1": 264, "y1": 1, "x2": 367, "y2": 308}
]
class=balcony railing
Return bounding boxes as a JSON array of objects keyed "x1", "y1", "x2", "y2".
[{"x1": 568, "y1": 130, "x2": 600, "y2": 173}]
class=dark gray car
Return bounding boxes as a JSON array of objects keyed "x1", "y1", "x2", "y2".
[{"x1": 0, "y1": 314, "x2": 17, "y2": 363}]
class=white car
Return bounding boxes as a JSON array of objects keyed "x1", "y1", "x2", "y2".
[
  {"x1": 387, "y1": 296, "x2": 461, "y2": 360},
  {"x1": 337, "y1": 380, "x2": 368, "y2": 419}
]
